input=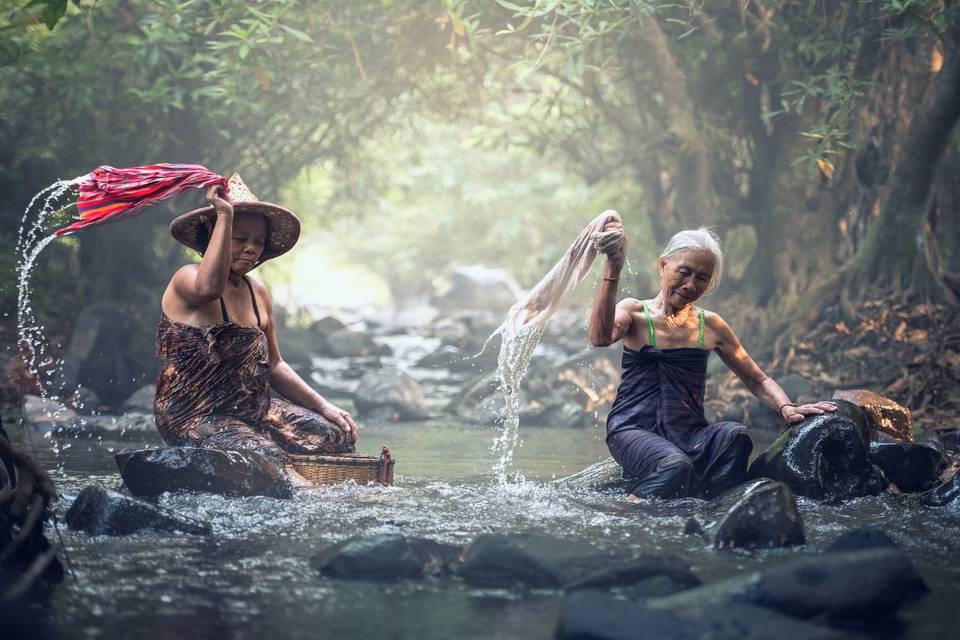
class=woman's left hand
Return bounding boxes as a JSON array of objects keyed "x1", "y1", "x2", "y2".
[
  {"x1": 320, "y1": 401, "x2": 359, "y2": 443},
  {"x1": 781, "y1": 401, "x2": 839, "y2": 424}
]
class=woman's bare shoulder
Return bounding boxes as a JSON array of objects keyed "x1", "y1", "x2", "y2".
[{"x1": 618, "y1": 297, "x2": 645, "y2": 311}]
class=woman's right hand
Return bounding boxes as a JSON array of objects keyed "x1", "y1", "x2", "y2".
[
  {"x1": 206, "y1": 184, "x2": 234, "y2": 217},
  {"x1": 595, "y1": 220, "x2": 627, "y2": 267}
]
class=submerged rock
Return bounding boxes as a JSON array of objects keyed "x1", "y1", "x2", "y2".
[
  {"x1": 833, "y1": 389, "x2": 913, "y2": 442},
  {"x1": 565, "y1": 554, "x2": 701, "y2": 600},
  {"x1": 353, "y1": 369, "x2": 429, "y2": 422},
  {"x1": 311, "y1": 534, "x2": 462, "y2": 581},
  {"x1": 459, "y1": 533, "x2": 609, "y2": 589},
  {"x1": 713, "y1": 481, "x2": 805, "y2": 551},
  {"x1": 825, "y1": 527, "x2": 900, "y2": 553},
  {"x1": 747, "y1": 402, "x2": 886, "y2": 501},
  {"x1": 647, "y1": 548, "x2": 928, "y2": 625},
  {"x1": 868, "y1": 442, "x2": 947, "y2": 493},
  {"x1": 920, "y1": 472, "x2": 960, "y2": 507},
  {"x1": 121, "y1": 385, "x2": 156, "y2": 413},
  {"x1": 115, "y1": 447, "x2": 292, "y2": 499},
  {"x1": 65, "y1": 486, "x2": 210, "y2": 536},
  {"x1": 556, "y1": 592, "x2": 844, "y2": 640}
]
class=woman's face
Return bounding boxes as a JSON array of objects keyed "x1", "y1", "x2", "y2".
[
  {"x1": 658, "y1": 249, "x2": 716, "y2": 308},
  {"x1": 230, "y1": 213, "x2": 267, "y2": 275}
]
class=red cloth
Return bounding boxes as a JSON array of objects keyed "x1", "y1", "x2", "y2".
[{"x1": 55, "y1": 163, "x2": 227, "y2": 237}]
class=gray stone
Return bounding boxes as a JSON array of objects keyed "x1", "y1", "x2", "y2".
[
  {"x1": 713, "y1": 481, "x2": 805, "y2": 551},
  {"x1": 65, "y1": 486, "x2": 210, "y2": 536},
  {"x1": 433, "y1": 265, "x2": 523, "y2": 313},
  {"x1": 22, "y1": 395, "x2": 78, "y2": 432},
  {"x1": 748, "y1": 402, "x2": 886, "y2": 501},
  {"x1": 459, "y1": 533, "x2": 610, "y2": 589},
  {"x1": 115, "y1": 447, "x2": 292, "y2": 499},
  {"x1": 565, "y1": 554, "x2": 701, "y2": 600},
  {"x1": 920, "y1": 472, "x2": 960, "y2": 507},
  {"x1": 647, "y1": 548, "x2": 928, "y2": 625},
  {"x1": 869, "y1": 442, "x2": 948, "y2": 493},
  {"x1": 121, "y1": 385, "x2": 156, "y2": 412},
  {"x1": 321, "y1": 328, "x2": 391, "y2": 358},
  {"x1": 311, "y1": 534, "x2": 462, "y2": 581},
  {"x1": 556, "y1": 592, "x2": 844, "y2": 640},
  {"x1": 825, "y1": 527, "x2": 900, "y2": 553},
  {"x1": 67, "y1": 387, "x2": 100, "y2": 414},
  {"x1": 354, "y1": 369, "x2": 429, "y2": 421}
]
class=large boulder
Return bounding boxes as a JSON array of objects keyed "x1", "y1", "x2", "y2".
[
  {"x1": 647, "y1": 548, "x2": 928, "y2": 625},
  {"x1": 825, "y1": 527, "x2": 901, "y2": 553},
  {"x1": 868, "y1": 442, "x2": 947, "y2": 493},
  {"x1": 433, "y1": 265, "x2": 523, "y2": 313},
  {"x1": 115, "y1": 447, "x2": 292, "y2": 499},
  {"x1": 832, "y1": 389, "x2": 913, "y2": 442},
  {"x1": 748, "y1": 402, "x2": 887, "y2": 501},
  {"x1": 713, "y1": 481, "x2": 805, "y2": 551},
  {"x1": 458, "y1": 533, "x2": 610, "y2": 589},
  {"x1": 354, "y1": 369, "x2": 429, "y2": 422},
  {"x1": 556, "y1": 592, "x2": 844, "y2": 640},
  {"x1": 65, "y1": 486, "x2": 210, "y2": 536},
  {"x1": 311, "y1": 534, "x2": 462, "y2": 581},
  {"x1": 56, "y1": 302, "x2": 155, "y2": 406}
]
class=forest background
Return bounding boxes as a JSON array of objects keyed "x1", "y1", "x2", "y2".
[{"x1": 1, "y1": 0, "x2": 959, "y2": 425}]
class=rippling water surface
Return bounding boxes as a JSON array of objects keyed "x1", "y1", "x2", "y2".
[{"x1": 10, "y1": 417, "x2": 959, "y2": 640}]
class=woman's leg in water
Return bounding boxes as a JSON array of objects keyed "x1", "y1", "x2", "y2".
[
  {"x1": 608, "y1": 429, "x2": 699, "y2": 500},
  {"x1": 693, "y1": 422, "x2": 752, "y2": 499}
]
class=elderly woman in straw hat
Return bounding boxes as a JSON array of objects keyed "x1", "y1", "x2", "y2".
[
  {"x1": 155, "y1": 174, "x2": 358, "y2": 486},
  {"x1": 589, "y1": 223, "x2": 837, "y2": 500}
]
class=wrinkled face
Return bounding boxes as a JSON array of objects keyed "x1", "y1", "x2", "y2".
[
  {"x1": 230, "y1": 213, "x2": 267, "y2": 274},
  {"x1": 658, "y1": 249, "x2": 716, "y2": 308}
]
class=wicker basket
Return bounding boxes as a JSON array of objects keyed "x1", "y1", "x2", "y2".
[{"x1": 289, "y1": 447, "x2": 395, "y2": 486}]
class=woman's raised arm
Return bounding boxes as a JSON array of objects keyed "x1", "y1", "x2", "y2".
[{"x1": 171, "y1": 185, "x2": 235, "y2": 305}]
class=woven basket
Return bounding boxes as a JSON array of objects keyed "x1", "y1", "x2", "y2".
[{"x1": 289, "y1": 447, "x2": 395, "y2": 486}]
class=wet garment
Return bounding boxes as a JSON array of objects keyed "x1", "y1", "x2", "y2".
[
  {"x1": 153, "y1": 277, "x2": 353, "y2": 465},
  {"x1": 605, "y1": 307, "x2": 751, "y2": 499}
]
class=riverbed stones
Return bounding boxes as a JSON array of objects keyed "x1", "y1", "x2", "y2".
[
  {"x1": 646, "y1": 548, "x2": 928, "y2": 625},
  {"x1": 868, "y1": 442, "x2": 947, "y2": 493},
  {"x1": 747, "y1": 402, "x2": 887, "y2": 501},
  {"x1": 713, "y1": 481, "x2": 805, "y2": 551},
  {"x1": 920, "y1": 472, "x2": 960, "y2": 507},
  {"x1": 311, "y1": 534, "x2": 462, "y2": 581},
  {"x1": 65, "y1": 486, "x2": 211, "y2": 536},
  {"x1": 459, "y1": 533, "x2": 609, "y2": 589},
  {"x1": 565, "y1": 554, "x2": 701, "y2": 600},
  {"x1": 115, "y1": 447, "x2": 292, "y2": 499},
  {"x1": 556, "y1": 592, "x2": 845, "y2": 640},
  {"x1": 833, "y1": 389, "x2": 913, "y2": 442},
  {"x1": 321, "y1": 328, "x2": 391, "y2": 358},
  {"x1": 353, "y1": 369, "x2": 429, "y2": 421}
]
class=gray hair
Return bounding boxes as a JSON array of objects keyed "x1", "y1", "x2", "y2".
[{"x1": 660, "y1": 227, "x2": 723, "y2": 293}]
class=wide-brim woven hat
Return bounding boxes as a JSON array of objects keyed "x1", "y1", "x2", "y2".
[{"x1": 169, "y1": 173, "x2": 301, "y2": 263}]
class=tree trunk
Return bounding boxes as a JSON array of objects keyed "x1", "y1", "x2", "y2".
[{"x1": 851, "y1": 22, "x2": 960, "y2": 296}]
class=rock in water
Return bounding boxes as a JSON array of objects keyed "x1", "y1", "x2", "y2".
[
  {"x1": 920, "y1": 472, "x2": 960, "y2": 507},
  {"x1": 22, "y1": 395, "x2": 79, "y2": 433},
  {"x1": 321, "y1": 328, "x2": 391, "y2": 358},
  {"x1": 556, "y1": 592, "x2": 844, "y2": 640},
  {"x1": 354, "y1": 369, "x2": 429, "y2": 422},
  {"x1": 115, "y1": 448, "x2": 292, "y2": 499},
  {"x1": 65, "y1": 486, "x2": 210, "y2": 536},
  {"x1": 311, "y1": 534, "x2": 462, "y2": 580},
  {"x1": 748, "y1": 402, "x2": 886, "y2": 501},
  {"x1": 459, "y1": 533, "x2": 609, "y2": 589},
  {"x1": 647, "y1": 548, "x2": 928, "y2": 625},
  {"x1": 832, "y1": 389, "x2": 913, "y2": 442},
  {"x1": 868, "y1": 442, "x2": 947, "y2": 493},
  {"x1": 825, "y1": 527, "x2": 900, "y2": 553},
  {"x1": 432, "y1": 265, "x2": 523, "y2": 313},
  {"x1": 121, "y1": 384, "x2": 156, "y2": 412},
  {"x1": 565, "y1": 554, "x2": 701, "y2": 600},
  {"x1": 713, "y1": 481, "x2": 805, "y2": 551}
]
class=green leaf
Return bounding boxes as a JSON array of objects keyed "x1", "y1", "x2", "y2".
[{"x1": 279, "y1": 24, "x2": 313, "y2": 43}]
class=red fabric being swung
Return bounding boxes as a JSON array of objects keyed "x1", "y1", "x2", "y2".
[{"x1": 55, "y1": 163, "x2": 227, "y2": 237}]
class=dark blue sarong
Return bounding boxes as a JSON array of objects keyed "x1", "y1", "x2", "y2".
[{"x1": 606, "y1": 345, "x2": 752, "y2": 499}]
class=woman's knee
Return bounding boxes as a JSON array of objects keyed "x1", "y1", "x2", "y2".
[{"x1": 631, "y1": 453, "x2": 698, "y2": 499}]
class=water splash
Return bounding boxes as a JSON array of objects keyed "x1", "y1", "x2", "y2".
[
  {"x1": 15, "y1": 177, "x2": 83, "y2": 399},
  {"x1": 490, "y1": 323, "x2": 544, "y2": 481}
]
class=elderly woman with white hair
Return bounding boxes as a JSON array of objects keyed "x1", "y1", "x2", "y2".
[{"x1": 588, "y1": 223, "x2": 837, "y2": 500}]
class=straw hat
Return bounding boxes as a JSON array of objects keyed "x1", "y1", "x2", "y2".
[{"x1": 169, "y1": 173, "x2": 301, "y2": 262}]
